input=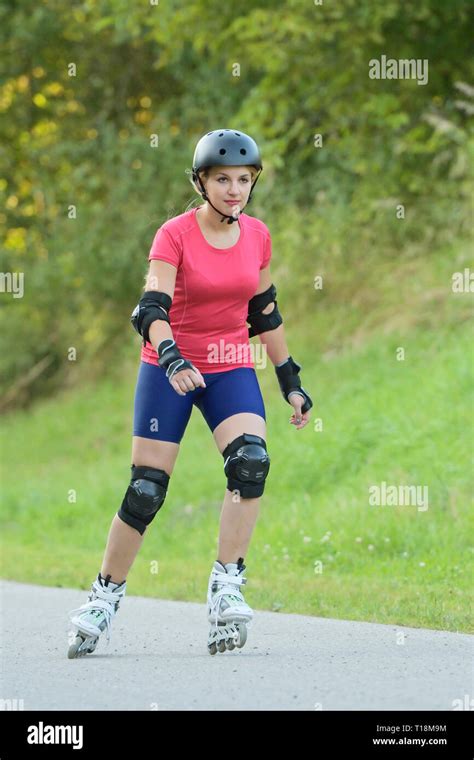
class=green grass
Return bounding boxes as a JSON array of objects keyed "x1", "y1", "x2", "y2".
[{"x1": 1, "y1": 238, "x2": 473, "y2": 633}]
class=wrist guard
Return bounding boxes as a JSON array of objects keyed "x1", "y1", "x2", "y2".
[
  {"x1": 275, "y1": 356, "x2": 313, "y2": 414},
  {"x1": 157, "y1": 339, "x2": 197, "y2": 382}
]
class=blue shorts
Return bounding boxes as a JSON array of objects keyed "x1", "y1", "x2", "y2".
[{"x1": 133, "y1": 361, "x2": 266, "y2": 444}]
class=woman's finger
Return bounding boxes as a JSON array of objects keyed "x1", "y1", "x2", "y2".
[
  {"x1": 289, "y1": 410, "x2": 311, "y2": 429},
  {"x1": 191, "y1": 370, "x2": 206, "y2": 388},
  {"x1": 182, "y1": 375, "x2": 196, "y2": 392},
  {"x1": 172, "y1": 381, "x2": 186, "y2": 396}
]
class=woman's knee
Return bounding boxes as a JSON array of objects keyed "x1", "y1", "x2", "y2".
[
  {"x1": 213, "y1": 416, "x2": 269, "y2": 500},
  {"x1": 117, "y1": 437, "x2": 180, "y2": 535}
]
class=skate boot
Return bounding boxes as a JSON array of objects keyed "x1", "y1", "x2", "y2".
[
  {"x1": 67, "y1": 572, "x2": 126, "y2": 659},
  {"x1": 207, "y1": 557, "x2": 253, "y2": 655}
]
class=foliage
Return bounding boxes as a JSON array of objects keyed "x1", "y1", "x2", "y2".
[{"x1": 1, "y1": 0, "x2": 472, "y2": 407}]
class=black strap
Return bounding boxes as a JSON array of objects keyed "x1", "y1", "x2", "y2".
[
  {"x1": 131, "y1": 465, "x2": 170, "y2": 486},
  {"x1": 247, "y1": 284, "x2": 276, "y2": 317},
  {"x1": 222, "y1": 433, "x2": 267, "y2": 461},
  {"x1": 142, "y1": 291, "x2": 172, "y2": 310},
  {"x1": 247, "y1": 284, "x2": 283, "y2": 337}
]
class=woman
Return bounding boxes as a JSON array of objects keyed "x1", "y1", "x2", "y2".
[{"x1": 68, "y1": 129, "x2": 313, "y2": 658}]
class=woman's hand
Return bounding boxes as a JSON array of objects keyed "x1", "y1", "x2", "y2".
[
  {"x1": 288, "y1": 392, "x2": 311, "y2": 430},
  {"x1": 170, "y1": 367, "x2": 206, "y2": 396}
]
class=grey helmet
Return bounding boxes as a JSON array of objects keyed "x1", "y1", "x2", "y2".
[{"x1": 192, "y1": 129, "x2": 263, "y2": 224}]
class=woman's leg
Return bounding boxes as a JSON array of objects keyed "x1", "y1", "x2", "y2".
[
  {"x1": 99, "y1": 360, "x2": 194, "y2": 583},
  {"x1": 212, "y1": 412, "x2": 267, "y2": 566},
  {"x1": 100, "y1": 437, "x2": 180, "y2": 583}
]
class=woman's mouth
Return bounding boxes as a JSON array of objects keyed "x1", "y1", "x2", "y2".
[{"x1": 225, "y1": 200, "x2": 240, "y2": 205}]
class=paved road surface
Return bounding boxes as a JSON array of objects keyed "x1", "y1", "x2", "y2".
[{"x1": 1, "y1": 580, "x2": 472, "y2": 711}]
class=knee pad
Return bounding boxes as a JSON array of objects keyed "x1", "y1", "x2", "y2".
[
  {"x1": 118, "y1": 465, "x2": 170, "y2": 535},
  {"x1": 222, "y1": 433, "x2": 270, "y2": 499}
]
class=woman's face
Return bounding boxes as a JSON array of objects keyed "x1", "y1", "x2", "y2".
[{"x1": 201, "y1": 165, "x2": 256, "y2": 215}]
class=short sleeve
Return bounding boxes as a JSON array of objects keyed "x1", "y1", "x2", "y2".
[
  {"x1": 148, "y1": 225, "x2": 182, "y2": 268},
  {"x1": 260, "y1": 229, "x2": 272, "y2": 270}
]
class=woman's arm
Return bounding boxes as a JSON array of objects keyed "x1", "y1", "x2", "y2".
[
  {"x1": 252, "y1": 265, "x2": 290, "y2": 366},
  {"x1": 248, "y1": 264, "x2": 312, "y2": 426},
  {"x1": 144, "y1": 259, "x2": 177, "y2": 351},
  {"x1": 140, "y1": 256, "x2": 206, "y2": 394}
]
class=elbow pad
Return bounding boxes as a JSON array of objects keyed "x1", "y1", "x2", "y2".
[
  {"x1": 131, "y1": 290, "x2": 172, "y2": 346},
  {"x1": 247, "y1": 283, "x2": 283, "y2": 338}
]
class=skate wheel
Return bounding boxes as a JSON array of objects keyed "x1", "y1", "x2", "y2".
[
  {"x1": 235, "y1": 624, "x2": 247, "y2": 648},
  {"x1": 207, "y1": 622, "x2": 241, "y2": 655},
  {"x1": 67, "y1": 633, "x2": 98, "y2": 659},
  {"x1": 68, "y1": 634, "x2": 85, "y2": 659}
]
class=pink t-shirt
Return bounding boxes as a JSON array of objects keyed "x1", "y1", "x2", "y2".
[{"x1": 140, "y1": 205, "x2": 272, "y2": 373}]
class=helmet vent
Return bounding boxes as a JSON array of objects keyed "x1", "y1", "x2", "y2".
[
  {"x1": 240, "y1": 148, "x2": 247, "y2": 155},
  {"x1": 219, "y1": 148, "x2": 226, "y2": 155}
]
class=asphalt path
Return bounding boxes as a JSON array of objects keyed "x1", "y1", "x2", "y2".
[{"x1": 1, "y1": 580, "x2": 472, "y2": 711}]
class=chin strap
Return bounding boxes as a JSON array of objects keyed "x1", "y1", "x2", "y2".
[{"x1": 203, "y1": 194, "x2": 241, "y2": 224}]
